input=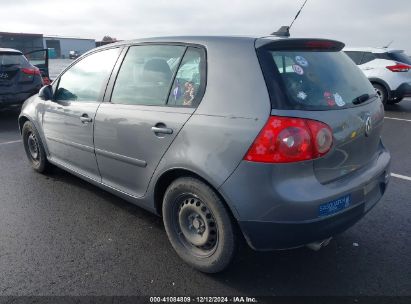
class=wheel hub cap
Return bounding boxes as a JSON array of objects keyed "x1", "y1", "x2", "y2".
[
  {"x1": 177, "y1": 197, "x2": 218, "y2": 250},
  {"x1": 27, "y1": 133, "x2": 39, "y2": 160}
]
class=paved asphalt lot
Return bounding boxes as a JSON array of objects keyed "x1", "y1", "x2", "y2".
[{"x1": 0, "y1": 72, "x2": 410, "y2": 295}]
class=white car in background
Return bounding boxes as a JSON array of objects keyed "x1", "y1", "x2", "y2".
[{"x1": 344, "y1": 47, "x2": 411, "y2": 106}]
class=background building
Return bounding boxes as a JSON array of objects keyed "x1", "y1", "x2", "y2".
[
  {"x1": 0, "y1": 31, "x2": 96, "y2": 58},
  {"x1": 43, "y1": 36, "x2": 96, "y2": 58},
  {"x1": 0, "y1": 32, "x2": 44, "y2": 53}
]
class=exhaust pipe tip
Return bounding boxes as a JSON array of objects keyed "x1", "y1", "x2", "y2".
[{"x1": 306, "y1": 237, "x2": 333, "y2": 251}]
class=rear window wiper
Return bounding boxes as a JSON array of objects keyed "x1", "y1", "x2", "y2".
[{"x1": 352, "y1": 93, "x2": 377, "y2": 105}]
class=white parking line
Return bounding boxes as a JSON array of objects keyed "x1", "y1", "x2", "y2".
[
  {"x1": 0, "y1": 140, "x2": 21, "y2": 146},
  {"x1": 385, "y1": 117, "x2": 411, "y2": 122},
  {"x1": 391, "y1": 173, "x2": 411, "y2": 182}
]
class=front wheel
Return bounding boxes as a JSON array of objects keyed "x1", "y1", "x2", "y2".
[
  {"x1": 22, "y1": 121, "x2": 49, "y2": 173},
  {"x1": 162, "y1": 177, "x2": 238, "y2": 273}
]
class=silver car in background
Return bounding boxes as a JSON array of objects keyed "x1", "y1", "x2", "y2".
[{"x1": 19, "y1": 36, "x2": 391, "y2": 273}]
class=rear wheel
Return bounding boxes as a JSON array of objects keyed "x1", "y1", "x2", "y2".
[
  {"x1": 373, "y1": 83, "x2": 388, "y2": 106},
  {"x1": 162, "y1": 177, "x2": 238, "y2": 273},
  {"x1": 22, "y1": 121, "x2": 49, "y2": 173}
]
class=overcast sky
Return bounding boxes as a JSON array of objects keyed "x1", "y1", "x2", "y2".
[{"x1": 2, "y1": 0, "x2": 411, "y2": 52}]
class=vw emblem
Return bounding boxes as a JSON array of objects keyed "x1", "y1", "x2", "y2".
[
  {"x1": 0, "y1": 73, "x2": 8, "y2": 79},
  {"x1": 365, "y1": 117, "x2": 372, "y2": 137}
]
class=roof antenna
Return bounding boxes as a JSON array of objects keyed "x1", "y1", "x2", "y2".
[
  {"x1": 382, "y1": 40, "x2": 393, "y2": 49},
  {"x1": 272, "y1": 0, "x2": 309, "y2": 37}
]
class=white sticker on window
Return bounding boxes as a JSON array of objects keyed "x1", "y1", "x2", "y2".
[
  {"x1": 334, "y1": 93, "x2": 346, "y2": 107},
  {"x1": 295, "y1": 56, "x2": 308, "y2": 67},
  {"x1": 297, "y1": 91, "x2": 307, "y2": 100},
  {"x1": 292, "y1": 64, "x2": 304, "y2": 75}
]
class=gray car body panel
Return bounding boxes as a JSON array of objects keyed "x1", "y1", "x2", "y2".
[{"x1": 19, "y1": 35, "x2": 391, "y2": 250}]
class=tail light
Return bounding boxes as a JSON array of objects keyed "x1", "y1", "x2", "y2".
[
  {"x1": 244, "y1": 116, "x2": 333, "y2": 163},
  {"x1": 21, "y1": 67, "x2": 41, "y2": 76},
  {"x1": 42, "y1": 76, "x2": 51, "y2": 85},
  {"x1": 386, "y1": 63, "x2": 411, "y2": 72}
]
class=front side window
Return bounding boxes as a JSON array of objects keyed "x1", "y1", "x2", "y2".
[
  {"x1": 55, "y1": 48, "x2": 120, "y2": 102},
  {"x1": 111, "y1": 45, "x2": 186, "y2": 106},
  {"x1": 168, "y1": 47, "x2": 206, "y2": 107}
]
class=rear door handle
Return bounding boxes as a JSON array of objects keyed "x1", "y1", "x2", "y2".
[
  {"x1": 80, "y1": 114, "x2": 92, "y2": 123},
  {"x1": 151, "y1": 126, "x2": 173, "y2": 135}
]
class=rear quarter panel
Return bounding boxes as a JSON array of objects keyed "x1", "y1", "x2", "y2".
[{"x1": 146, "y1": 38, "x2": 271, "y2": 215}]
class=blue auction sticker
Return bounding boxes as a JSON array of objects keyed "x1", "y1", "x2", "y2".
[{"x1": 319, "y1": 194, "x2": 351, "y2": 217}]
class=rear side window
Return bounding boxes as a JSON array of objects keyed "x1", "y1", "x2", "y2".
[
  {"x1": 344, "y1": 51, "x2": 363, "y2": 65},
  {"x1": 0, "y1": 53, "x2": 29, "y2": 67},
  {"x1": 258, "y1": 48, "x2": 376, "y2": 110},
  {"x1": 111, "y1": 45, "x2": 186, "y2": 106},
  {"x1": 167, "y1": 47, "x2": 206, "y2": 107},
  {"x1": 361, "y1": 52, "x2": 376, "y2": 64}
]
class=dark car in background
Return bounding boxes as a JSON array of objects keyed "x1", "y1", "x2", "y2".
[{"x1": 0, "y1": 48, "x2": 49, "y2": 108}]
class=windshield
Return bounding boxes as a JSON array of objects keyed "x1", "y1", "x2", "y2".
[
  {"x1": 258, "y1": 49, "x2": 376, "y2": 110},
  {"x1": 0, "y1": 53, "x2": 29, "y2": 67}
]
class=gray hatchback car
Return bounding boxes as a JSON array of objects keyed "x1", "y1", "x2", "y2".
[{"x1": 19, "y1": 36, "x2": 391, "y2": 273}]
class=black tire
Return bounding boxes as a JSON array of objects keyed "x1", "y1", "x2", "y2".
[
  {"x1": 22, "y1": 121, "x2": 49, "y2": 173},
  {"x1": 162, "y1": 177, "x2": 238, "y2": 273},
  {"x1": 373, "y1": 83, "x2": 388, "y2": 106}
]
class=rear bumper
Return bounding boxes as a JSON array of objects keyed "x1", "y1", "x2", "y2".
[
  {"x1": 0, "y1": 90, "x2": 38, "y2": 107},
  {"x1": 219, "y1": 145, "x2": 391, "y2": 250},
  {"x1": 238, "y1": 180, "x2": 387, "y2": 250},
  {"x1": 391, "y1": 82, "x2": 411, "y2": 99}
]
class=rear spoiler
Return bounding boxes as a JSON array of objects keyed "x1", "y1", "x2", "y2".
[{"x1": 255, "y1": 38, "x2": 345, "y2": 52}]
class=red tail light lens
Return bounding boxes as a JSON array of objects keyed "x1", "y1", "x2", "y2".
[
  {"x1": 244, "y1": 116, "x2": 333, "y2": 163},
  {"x1": 386, "y1": 63, "x2": 411, "y2": 72},
  {"x1": 21, "y1": 67, "x2": 41, "y2": 76},
  {"x1": 305, "y1": 41, "x2": 335, "y2": 49},
  {"x1": 42, "y1": 76, "x2": 51, "y2": 85}
]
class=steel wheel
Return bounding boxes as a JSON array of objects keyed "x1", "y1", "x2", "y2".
[
  {"x1": 27, "y1": 132, "x2": 40, "y2": 162},
  {"x1": 373, "y1": 83, "x2": 387, "y2": 106},
  {"x1": 22, "y1": 121, "x2": 50, "y2": 173},
  {"x1": 163, "y1": 177, "x2": 238, "y2": 273},
  {"x1": 173, "y1": 194, "x2": 219, "y2": 257}
]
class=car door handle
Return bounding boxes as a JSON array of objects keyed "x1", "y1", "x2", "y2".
[
  {"x1": 80, "y1": 114, "x2": 92, "y2": 123},
  {"x1": 151, "y1": 126, "x2": 173, "y2": 135}
]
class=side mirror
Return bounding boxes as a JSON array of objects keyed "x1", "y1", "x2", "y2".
[{"x1": 38, "y1": 85, "x2": 53, "y2": 101}]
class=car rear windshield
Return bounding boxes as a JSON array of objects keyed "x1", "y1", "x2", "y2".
[
  {"x1": 0, "y1": 53, "x2": 29, "y2": 67},
  {"x1": 387, "y1": 52, "x2": 411, "y2": 65},
  {"x1": 257, "y1": 47, "x2": 376, "y2": 110}
]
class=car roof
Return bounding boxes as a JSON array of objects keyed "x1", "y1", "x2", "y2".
[
  {"x1": 98, "y1": 35, "x2": 260, "y2": 48},
  {"x1": 344, "y1": 47, "x2": 404, "y2": 54},
  {"x1": 0, "y1": 48, "x2": 22, "y2": 54},
  {"x1": 92, "y1": 35, "x2": 343, "y2": 55}
]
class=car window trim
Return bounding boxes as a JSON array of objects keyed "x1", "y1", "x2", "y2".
[{"x1": 53, "y1": 46, "x2": 123, "y2": 103}]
